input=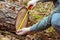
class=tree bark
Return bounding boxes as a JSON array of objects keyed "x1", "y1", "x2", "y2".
[{"x1": 0, "y1": 6, "x2": 28, "y2": 33}]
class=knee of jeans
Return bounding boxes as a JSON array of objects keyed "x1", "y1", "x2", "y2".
[{"x1": 51, "y1": 13, "x2": 60, "y2": 26}]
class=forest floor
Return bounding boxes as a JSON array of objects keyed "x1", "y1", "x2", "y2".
[{"x1": 0, "y1": 1, "x2": 60, "y2": 40}]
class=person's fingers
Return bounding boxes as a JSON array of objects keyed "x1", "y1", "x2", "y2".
[
  {"x1": 27, "y1": 2, "x2": 36, "y2": 9},
  {"x1": 16, "y1": 32, "x2": 23, "y2": 35},
  {"x1": 27, "y1": 1, "x2": 33, "y2": 8},
  {"x1": 16, "y1": 29, "x2": 23, "y2": 33},
  {"x1": 16, "y1": 30, "x2": 20, "y2": 33},
  {"x1": 27, "y1": 3, "x2": 31, "y2": 8},
  {"x1": 16, "y1": 31, "x2": 26, "y2": 35},
  {"x1": 33, "y1": 3, "x2": 36, "y2": 8},
  {"x1": 16, "y1": 29, "x2": 25, "y2": 35},
  {"x1": 16, "y1": 30, "x2": 23, "y2": 35},
  {"x1": 16, "y1": 28, "x2": 30, "y2": 35}
]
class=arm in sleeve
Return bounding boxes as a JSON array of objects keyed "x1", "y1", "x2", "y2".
[
  {"x1": 30, "y1": 5, "x2": 60, "y2": 32},
  {"x1": 30, "y1": 14, "x2": 52, "y2": 31}
]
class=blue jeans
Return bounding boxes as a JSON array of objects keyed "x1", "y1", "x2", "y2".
[{"x1": 51, "y1": 13, "x2": 60, "y2": 34}]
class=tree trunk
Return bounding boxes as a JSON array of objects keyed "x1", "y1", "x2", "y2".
[{"x1": 0, "y1": 6, "x2": 28, "y2": 33}]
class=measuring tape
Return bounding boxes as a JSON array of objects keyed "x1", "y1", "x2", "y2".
[
  {"x1": 17, "y1": 5, "x2": 33, "y2": 30},
  {"x1": 17, "y1": 10, "x2": 29, "y2": 30}
]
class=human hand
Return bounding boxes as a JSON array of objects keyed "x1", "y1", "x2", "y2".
[
  {"x1": 16, "y1": 27, "x2": 31, "y2": 35},
  {"x1": 27, "y1": 0, "x2": 39, "y2": 9}
]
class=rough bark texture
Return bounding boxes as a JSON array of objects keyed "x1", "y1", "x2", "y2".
[
  {"x1": 0, "y1": 9, "x2": 16, "y2": 32},
  {"x1": 0, "y1": 2, "x2": 28, "y2": 32}
]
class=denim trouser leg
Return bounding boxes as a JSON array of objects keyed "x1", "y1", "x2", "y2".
[{"x1": 51, "y1": 13, "x2": 60, "y2": 34}]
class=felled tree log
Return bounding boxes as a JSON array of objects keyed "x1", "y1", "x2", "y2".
[{"x1": 0, "y1": 4, "x2": 28, "y2": 32}]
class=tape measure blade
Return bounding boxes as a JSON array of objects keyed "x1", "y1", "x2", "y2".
[{"x1": 16, "y1": 7, "x2": 28, "y2": 31}]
